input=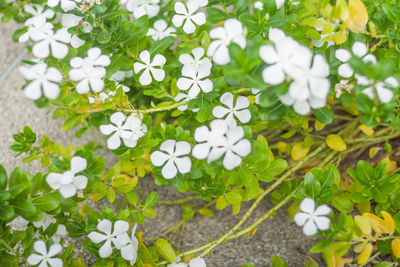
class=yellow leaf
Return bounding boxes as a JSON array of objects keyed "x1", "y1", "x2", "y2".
[
  {"x1": 392, "y1": 238, "x2": 400, "y2": 258},
  {"x1": 315, "y1": 120, "x2": 326, "y2": 131},
  {"x1": 216, "y1": 196, "x2": 228, "y2": 210},
  {"x1": 383, "y1": 157, "x2": 397, "y2": 173},
  {"x1": 354, "y1": 215, "x2": 372, "y2": 237},
  {"x1": 381, "y1": 211, "x2": 395, "y2": 234},
  {"x1": 346, "y1": 0, "x2": 369, "y2": 32},
  {"x1": 369, "y1": 22, "x2": 377, "y2": 37},
  {"x1": 326, "y1": 134, "x2": 347, "y2": 152},
  {"x1": 232, "y1": 202, "x2": 241, "y2": 215},
  {"x1": 277, "y1": 141, "x2": 288, "y2": 153},
  {"x1": 363, "y1": 213, "x2": 384, "y2": 235},
  {"x1": 357, "y1": 242, "x2": 373, "y2": 264},
  {"x1": 354, "y1": 242, "x2": 367, "y2": 253},
  {"x1": 359, "y1": 124, "x2": 374, "y2": 136},
  {"x1": 248, "y1": 227, "x2": 257, "y2": 237},
  {"x1": 291, "y1": 143, "x2": 310, "y2": 160},
  {"x1": 335, "y1": 0, "x2": 349, "y2": 21},
  {"x1": 333, "y1": 29, "x2": 347, "y2": 44},
  {"x1": 369, "y1": 147, "x2": 381, "y2": 159}
]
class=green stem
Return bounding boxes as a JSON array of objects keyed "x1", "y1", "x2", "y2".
[{"x1": 158, "y1": 195, "x2": 202, "y2": 205}]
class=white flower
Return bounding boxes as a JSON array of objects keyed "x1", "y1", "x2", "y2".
[
  {"x1": 88, "y1": 219, "x2": 130, "y2": 258},
  {"x1": 134, "y1": 50, "x2": 166, "y2": 86},
  {"x1": 311, "y1": 19, "x2": 335, "y2": 48},
  {"x1": 276, "y1": 0, "x2": 285, "y2": 8},
  {"x1": 31, "y1": 23, "x2": 71, "y2": 59},
  {"x1": 46, "y1": 156, "x2": 88, "y2": 198},
  {"x1": 280, "y1": 53, "x2": 331, "y2": 115},
  {"x1": 88, "y1": 71, "x2": 131, "y2": 104},
  {"x1": 335, "y1": 42, "x2": 376, "y2": 78},
  {"x1": 168, "y1": 257, "x2": 207, "y2": 267},
  {"x1": 119, "y1": 224, "x2": 139, "y2": 265},
  {"x1": 9, "y1": 216, "x2": 29, "y2": 231},
  {"x1": 147, "y1": 20, "x2": 175, "y2": 41},
  {"x1": 207, "y1": 19, "x2": 247, "y2": 65},
  {"x1": 47, "y1": 0, "x2": 82, "y2": 11},
  {"x1": 294, "y1": 198, "x2": 331, "y2": 236},
  {"x1": 174, "y1": 93, "x2": 199, "y2": 112},
  {"x1": 212, "y1": 92, "x2": 251, "y2": 126},
  {"x1": 53, "y1": 224, "x2": 67, "y2": 244},
  {"x1": 172, "y1": 0, "x2": 207, "y2": 34},
  {"x1": 177, "y1": 66, "x2": 213, "y2": 98},
  {"x1": 192, "y1": 120, "x2": 251, "y2": 170},
  {"x1": 23, "y1": 4, "x2": 54, "y2": 27},
  {"x1": 358, "y1": 76, "x2": 398, "y2": 104},
  {"x1": 19, "y1": 62, "x2": 62, "y2": 100},
  {"x1": 61, "y1": 14, "x2": 85, "y2": 48},
  {"x1": 259, "y1": 28, "x2": 306, "y2": 85},
  {"x1": 254, "y1": 1, "x2": 264, "y2": 10},
  {"x1": 179, "y1": 47, "x2": 212, "y2": 76},
  {"x1": 27, "y1": 240, "x2": 62, "y2": 267},
  {"x1": 151, "y1": 140, "x2": 192, "y2": 179},
  {"x1": 33, "y1": 215, "x2": 56, "y2": 230},
  {"x1": 126, "y1": 0, "x2": 160, "y2": 19},
  {"x1": 69, "y1": 47, "x2": 111, "y2": 94},
  {"x1": 100, "y1": 112, "x2": 147, "y2": 150}
]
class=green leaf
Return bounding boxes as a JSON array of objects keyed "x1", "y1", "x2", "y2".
[
  {"x1": 155, "y1": 239, "x2": 176, "y2": 263},
  {"x1": 225, "y1": 191, "x2": 242, "y2": 204},
  {"x1": 12, "y1": 199, "x2": 37, "y2": 218},
  {"x1": 150, "y1": 37, "x2": 175, "y2": 54},
  {"x1": 271, "y1": 255, "x2": 287, "y2": 267},
  {"x1": 144, "y1": 192, "x2": 158, "y2": 209},
  {"x1": 107, "y1": 188, "x2": 116, "y2": 203},
  {"x1": 32, "y1": 194, "x2": 60, "y2": 212},
  {"x1": 332, "y1": 195, "x2": 353, "y2": 212},
  {"x1": 313, "y1": 107, "x2": 334, "y2": 124},
  {"x1": 267, "y1": 159, "x2": 288, "y2": 176},
  {"x1": 0, "y1": 164, "x2": 6, "y2": 189},
  {"x1": 0, "y1": 205, "x2": 14, "y2": 221}
]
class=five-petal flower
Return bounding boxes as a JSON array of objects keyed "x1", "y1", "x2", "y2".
[
  {"x1": 119, "y1": 224, "x2": 139, "y2": 265},
  {"x1": 31, "y1": 23, "x2": 71, "y2": 59},
  {"x1": 179, "y1": 47, "x2": 212, "y2": 76},
  {"x1": 126, "y1": 0, "x2": 160, "y2": 19},
  {"x1": 192, "y1": 120, "x2": 251, "y2": 170},
  {"x1": 212, "y1": 92, "x2": 251, "y2": 126},
  {"x1": 100, "y1": 112, "x2": 147, "y2": 150},
  {"x1": 19, "y1": 62, "x2": 62, "y2": 100},
  {"x1": 69, "y1": 47, "x2": 111, "y2": 94},
  {"x1": 147, "y1": 20, "x2": 176, "y2": 41},
  {"x1": 151, "y1": 139, "x2": 192, "y2": 179},
  {"x1": 88, "y1": 219, "x2": 130, "y2": 258},
  {"x1": 294, "y1": 198, "x2": 331, "y2": 236},
  {"x1": 46, "y1": 156, "x2": 88, "y2": 198},
  {"x1": 134, "y1": 50, "x2": 166, "y2": 86},
  {"x1": 47, "y1": 0, "x2": 82, "y2": 11},
  {"x1": 207, "y1": 19, "x2": 247, "y2": 65},
  {"x1": 27, "y1": 240, "x2": 62, "y2": 267},
  {"x1": 172, "y1": 0, "x2": 208, "y2": 34}
]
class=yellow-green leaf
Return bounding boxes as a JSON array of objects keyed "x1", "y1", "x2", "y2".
[
  {"x1": 346, "y1": 0, "x2": 369, "y2": 32},
  {"x1": 354, "y1": 215, "x2": 371, "y2": 237},
  {"x1": 291, "y1": 143, "x2": 310, "y2": 160},
  {"x1": 326, "y1": 134, "x2": 347, "y2": 151},
  {"x1": 155, "y1": 239, "x2": 176, "y2": 263}
]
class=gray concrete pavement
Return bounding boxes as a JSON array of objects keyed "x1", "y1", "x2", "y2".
[{"x1": 0, "y1": 22, "x2": 323, "y2": 266}]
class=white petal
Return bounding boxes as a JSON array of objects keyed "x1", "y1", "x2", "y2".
[
  {"x1": 275, "y1": 0, "x2": 285, "y2": 8},
  {"x1": 151, "y1": 151, "x2": 169, "y2": 166},
  {"x1": 231, "y1": 139, "x2": 251, "y2": 157},
  {"x1": 46, "y1": 173, "x2": 62, "y2": 189},
  {"x1": 70, "y1": 156, "x2": 87, "y2": 174},
  {"x1": 121, "y1": 245, "x2": 136, "y2": 261},
  {"x1": 234, "y1": 109, "x2": 251, "y2": 124},
  {"x1": 352, "y1": 42, "x2": 368, "y2": 57},
  {"x1": 47, "y1": 258, "x2": 62, "y2": 267},
  {"x1": 174, "y1": 2, "x2": 187, "y2": 15},
  {"x1": 183, "y1": 19, "x2": 196, "y2": 34},
  {"x1": 160, "y1": 139, "x2": 176, "y2": 154},
  {"x1": 50, "y1": 41, "x2": 69, "y2": 59},
  {"x1": 289, "y1": 81, "x2": 309, "y2": 100},
  {"x1": 385, "y1": 77, "x2": 399, "y2": 88},
  {"x1": 24, "y1": 80, "x2": 42, "y2": 100},
  {"x1": 73, "y1": 175, "x2": 88, "y2": 190},
  {"x1": 314, "y1": 205, "x2": 331, "y2": 216},
  {"x1": 33, "y1": 41, "x2": 50, "y2": 58},
  {"x1": 262, "y1": 64, "x2": 285, "y2": 85},
  {"x1": 198, "y1": 79, "x2": 213, "y2": 94},
  {"x1": 100, "y1": 124, "x2": 117, "y2": 135},
  {"x1": 300, "y1": 198, "x2": 315, "y2": 213},
  {"x1": 212, "y1": 106, "x2": 230, "y2": 119},
  {"x1": 112, "y1": 220, "x2": 129, "y2": 236},
  {"x1": 139, "y1": 50, "x2": 151, "y2": 65},
  {"x1": 150, "y1": 68, "x2": 165, "y2": 82},
  {"x1": 269, "y1": 28, "x2": 285, "y2": 43},
  {"x1": 107, "y1": 132, "x2": 122, "y2": 150},
  {"x1": 172, "y1": 14, "x2": 186, "y2": 28},
  {"x1": 377, "y1": 85, "x2": 394, "y2": 103},
  {"x1": 88, "y1": 232, "x2": 108, "y2": 243},
  {"x1": 98, "y1": 219, "x2": 112, "y2": 235},
  {"x1": 314, "y1": 216, "x2": 331, "y2": 230},
  {"x1": 311, "y1": 54, "x2": 329, "y2": 77},
  {"x1": 47, "y1": 244, "x2": 62, "y2": 257},
  {"x1": 219, "y1": 92, "x2": 234, "y2": 108},
  {"x1": 309, "y1": 78, "x2": 330, "y2": 99},
  {"x1": 139, "y1": 69, "x2": 152, "y2": 86},
  {"x1": 335, "y1": 49, "x2": 351, "y2": 62},
  {"x1": 175, "y1": 141, "x2": 191, "y2": 156},
  {"x1": 192, "y1": 143, "x2": 210, "y2": 159},
  {"x1": 27, "y1": 254, "x2": 43, "y2": 265},
  {"x1": 189, "y1": 258, "x2": 207, "y2": 267},
  {"x1": 59, "y1": 184, "x2": 76, "y2": 198},
  {"x1": 294, "y1": 212, "x2": 310, "y2": 226},
  {"x1": 110, "y1": 112, "x2": 126, "y2": 127},
  {"x1": 338, "y1": 63, "x2": 354, "y2": 78},
  {"x1": 303, "y1": 219, "x2": 318, "y2": 236},
  {"x1": 174, "y1": 156, "x2": 192, "y2": 174},
  {"x1": 161, "y1": 159, "x2": 178, "y2": 179},
  {"x1": 212, "y1": 45, "x2": 230, "y2": 65},
  {"x1": 99, "y1": 240, "x2": 113, "y2": 258},
  {"x1": 222, "y1": 151, "x2": 242, "y2": 170},
  {"x1": 259, "y1": 45, "x2": 280, "y2": 64},
  {"x1": 190, "y1": 12, "x2": 206, "y2": 26},
  {"x1": 34, "y1": 240, "x2": 47, "y2": 255}
]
